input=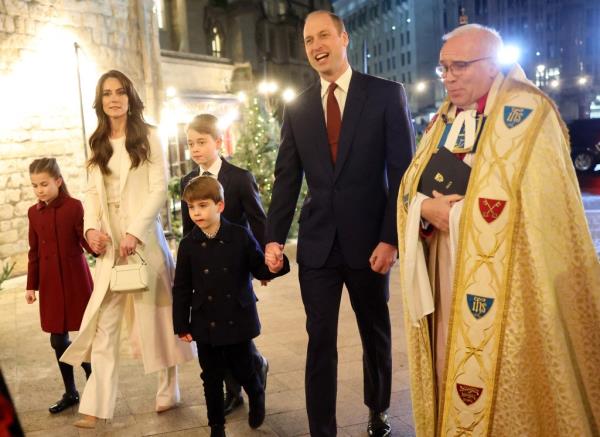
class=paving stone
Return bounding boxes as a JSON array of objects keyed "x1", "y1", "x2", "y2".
[{"x1": 0, "y1": 264, "x2": 415, "y2": 436}]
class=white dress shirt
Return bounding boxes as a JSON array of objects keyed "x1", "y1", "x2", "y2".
[
  {"x1": 199, "y1": 157, "x2": 222, "y2": 178},
  {"x1": 320, "y1": 65, "x2": 353, "y2": 124},
  {"x1": 105, "y1": 136, "x2": 126, "y2": 204}
]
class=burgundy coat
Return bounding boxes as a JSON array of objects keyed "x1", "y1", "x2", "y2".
[{"x1": 26, "y1": 192, "x2": 93, "y2": 333}]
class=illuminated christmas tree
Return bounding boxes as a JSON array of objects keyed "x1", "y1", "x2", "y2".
[
  {"x1": 229, "y1": 95, "x2": 280, "y2": 213},
  {"x1": 230, "y1": 94, "x2": 307, "y2": 238}
]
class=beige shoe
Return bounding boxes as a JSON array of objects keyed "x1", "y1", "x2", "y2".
[
  {"x1": 74, "y1": 415, "x2": 97, "y2": 429},
  {"x1": 156, "y1": 403, "x2": 179, "y2": 413}
]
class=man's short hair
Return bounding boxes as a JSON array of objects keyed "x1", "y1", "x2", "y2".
[
  {"x1": 442, "y1": 24, "x2": 503, "y2": 60},
  {"x1": 182, "y1": 176, "x2": 224, "y2": 204},
  {"x1": 305, "y1": 10, "x2": 346, "y2": 34},
  {"x1": 186, "y1": 114, "x2": 221, "y2": 140}
]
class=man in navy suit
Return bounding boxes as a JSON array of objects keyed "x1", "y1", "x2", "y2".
[
  {"x1": 180, "y1": 114, "x2": 269, "y2": 415},
  {"x1": 265, "y1": 11, "x2": 415, "y2": 437}
]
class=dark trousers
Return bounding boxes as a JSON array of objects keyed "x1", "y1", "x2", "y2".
[
  {"x1": 50, "y1": 333, "x2": 91, "y2": 395},
  {"x1": 197, "y1": 340, "x2": 264, "y2": 427},
  {"x1": 223, "y1": 340, "x2": 262, "y2": 395},
  {"x1": 299, "y1": 240, "x2": 392, "y2": 437}
]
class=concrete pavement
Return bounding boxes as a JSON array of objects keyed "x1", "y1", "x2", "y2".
[{"x1": 0, "y1": 259, "x2": 416, "y2": 437}]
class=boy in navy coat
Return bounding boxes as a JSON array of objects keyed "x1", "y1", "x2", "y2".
[
  {"x1": 173, "y1": 177, "x2": 289, "y2": 437},
  {"x1": 180, "y1": 114, "x2": 268, "y2": 414}
]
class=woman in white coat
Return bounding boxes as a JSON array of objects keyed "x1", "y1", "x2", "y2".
[{"x1": 61, "y1": 70, "x2": 195, "y2": 428}]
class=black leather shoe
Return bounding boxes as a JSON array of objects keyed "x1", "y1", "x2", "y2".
[
  {"x1": 258, "y1": 356, "x2": 269, "y2": 390},
  {"x1": 367, "y1": 409, "x2": 391, "y2": 437},
  {"x1": 210, "y1": 425, "x2": 226, "y2": 437},
  {"x1": 248, "y1": 392, "x2": 265, "y2": 429},
  {"x1": 49, "y1": 392, "x2": 79, "y2": 414},
  {"x1": 223, "y1": 391, "x2": 243, "y2": 416}
]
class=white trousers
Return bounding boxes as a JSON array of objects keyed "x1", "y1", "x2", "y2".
[{"x1": 78, "y1": 289, "x2": 179, "y2": 419}]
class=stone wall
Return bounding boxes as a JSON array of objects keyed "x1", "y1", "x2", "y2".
[{"x1": 0, "y1": 0, "x2": 162, "y2": 274}]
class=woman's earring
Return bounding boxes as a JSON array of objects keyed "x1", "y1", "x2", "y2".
[{"x1": 128, "y1": 107, "x2": 132, "y2": 115}]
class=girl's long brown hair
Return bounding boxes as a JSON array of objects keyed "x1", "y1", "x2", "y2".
[
  {"x1": 29, "y1": 157, "x2": 70, "y2": 197},
  {"x1": 88, "y1": 70, "x2": 151, "y2": 174}
]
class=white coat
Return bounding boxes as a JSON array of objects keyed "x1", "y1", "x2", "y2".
[{"x1": 62, "y1": 128, "x2": 195, "y2": 374}]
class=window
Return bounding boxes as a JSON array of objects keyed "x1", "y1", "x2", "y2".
[
  {"x1": 408, "y1": 71, "x2": 412, "y2": 84},
  {"x1": 400, "y1": 33, "x2": 404, "y2": 46},
  {"x1": 392, "y1": 37, "x2": 395, "y2": 50},
  {"x1": 401, "y1": 53, "x2": 405, "y2": 66},
  {"x1": 407, "y1": 51, "x2": 411, "y2": 65},
  {"x1": 406, "y1": 31, "x2": 410, "y2": 44},
  {"x1": 211, "y1": 26, "x2": 222, "y2": 57},
  {"x1": 392, "y1": 56, "x2": 396, "y2": 68},
  {"x1": 475, "y1": 0, "x2": 488, "y2": 15},
  {"x1": 387, "y1": 58, "x2": 390, "y2": 70}
]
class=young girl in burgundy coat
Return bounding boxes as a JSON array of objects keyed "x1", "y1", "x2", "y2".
[{"x1": 26, "y1": 158, "x2": 94, "y2": 414}]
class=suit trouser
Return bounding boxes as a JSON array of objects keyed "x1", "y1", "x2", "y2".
[
  {"x1": 79, "y1": 290, "x2": 179, "y2": 419},
  {"x1": 299, "y1": 241, "x2": 392, "y2": 437},
  {"x1": 223, "y1": 340, "x2": 263, "y2": 395},
  {"x1": 196, "y1": 340, "x2": 263, "y2": 427}
]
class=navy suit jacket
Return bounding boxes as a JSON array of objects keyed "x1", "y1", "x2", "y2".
[
  {"x1": 266, "y1": 71, "x2": 415, "y2": 269},
  {"x1": 180, "y1": 158, "x2": 266, "y2": 246}
]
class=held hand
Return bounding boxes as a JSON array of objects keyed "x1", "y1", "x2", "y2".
[
  {"x1": 25, "y1": 290, "x2": 37, "y2": 304},
  {"x1": 120, "y1": 233, "x2": 140, "y2": 258},
  {"x1": 420, "y1": 190, "x2": 464, "y2": 232},
  {"x1": 85, "y1": 229, "x2": 111, "y2": 255},
  {"x1": 178, "y1": 333, "x2": 193, "y2": 343},
  {"x1": 265, "y1": 253, "x2": 284, "y2": 273},
  {"x1": 265, "y1": 242, "x2": 284, "y2": 270},
  {"x1": 369, "y1": 242, "x2": 398, "y2": 274}
]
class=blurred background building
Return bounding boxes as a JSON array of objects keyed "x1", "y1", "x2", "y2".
[
  {"x1": 335, "y1": 0, "x2": 446, "y2": 130},
  {"x1": 335, "y1": 0, "x2": 600, "y2": 123}
]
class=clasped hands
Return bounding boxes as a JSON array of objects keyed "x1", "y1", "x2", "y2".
[
  {"x1": 420, "y1": 190, "x2": 464, "y2": 232},
  {"x1": 265, "y1": 241, "x2": 397, "y2": 275},
  {"x1": 85, "y1": 229, "x2": 140, "y2": 258}
]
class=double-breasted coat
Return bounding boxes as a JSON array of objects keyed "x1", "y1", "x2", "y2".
[
  {"x1": 172, "y1": 218, "x2": 289, "y2": 346},
  {"x1": 26, "y1": 192, "x2": 93, "y2": 333},
  {"x1": 61, "y1": 128, "x2": 195, "y2": 374}
]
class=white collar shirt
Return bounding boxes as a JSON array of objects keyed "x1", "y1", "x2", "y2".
[
  {"x1": 320, "y1": 66, "x2": 353, "y2": 124},
  {"x1": 199, "y1": 157, "x2": 222, "y2": 178}
]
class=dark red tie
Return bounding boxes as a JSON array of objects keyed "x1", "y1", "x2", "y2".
[{"x1": 326, "y1": 82, "x2": 341, "y2": 164}]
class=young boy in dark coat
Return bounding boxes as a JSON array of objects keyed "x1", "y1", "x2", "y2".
[
  {"x1": 173, "y1": 176, "x2": 289, "y2": 437},
  {"x1": 180, "y1": 113, "x2": 269, "y2": 414}
]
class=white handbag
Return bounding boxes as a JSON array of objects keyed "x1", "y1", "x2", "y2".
[{"x1": 109, "y1": 251, "x2": 149, "y2": 293}]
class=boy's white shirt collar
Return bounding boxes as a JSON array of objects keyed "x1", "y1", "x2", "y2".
[
  {"x1": 320, "y1": 65, "x2": 352, "y2": 99},
  {"x1": 200, "y1": 156, "x2": 222, "y2": 177}
]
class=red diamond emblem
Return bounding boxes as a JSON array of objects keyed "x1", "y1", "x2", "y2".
[{"x1": 478, "y1": 198, "x2": 507, "y2": 223}]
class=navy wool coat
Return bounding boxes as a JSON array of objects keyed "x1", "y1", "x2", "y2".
[{"x1": 172, "y1": 218, "x2": 289, "y2": 346}]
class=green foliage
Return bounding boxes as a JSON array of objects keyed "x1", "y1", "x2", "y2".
[
  {"x1": 85, "y1": 252, "x2": 96, "y2": 268},
  {"x1": 0, "y1": 260, "x2": 16, "y2": 291},
  {"x1": 168, "y1": 176, "x2": 183, "y2": 242},
  {"x1": 230, "y1": 95, "x2": 307, "y2": 239},
  {"x1": 229, "y1": 96, "x2": 280, "y2": 214}
]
